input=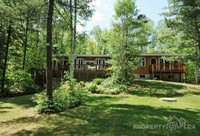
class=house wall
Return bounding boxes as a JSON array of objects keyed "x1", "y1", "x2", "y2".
[
  {"x1": 133, "y1": 56, "x2": 161, "y2": 74},
  {"x1": 54, "y1": 56, "x2": 110, "y2": 81},
  {"x1": 133, "y1": 74, "x2": 151, "y2": 79},
  {"x1": 32, "y1": 54, "x2": 185, "y2": 85},
  {"x1": 73, "y1": 56, "x2": 110, "y2": 81},
  {"x1": 133, "y1": 55, "x2": 185, "y2": 82},
  {"x1": 149, "y1": 73, "x2": 182, "y2": 82},
  {"x1": 160, "y1": 73, "x2": 181, "y2": 82}
]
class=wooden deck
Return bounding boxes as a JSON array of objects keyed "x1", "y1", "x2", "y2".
[
  {"x1": 150, "y1": 63, "x2": 186, "y2": 81},
  {"x1": 151, "y1": 63, "x2": 186, "y2": 73},
  {"x1": 74, "y1": 64, "x2": 109, "y2": 71},
  {"x1": 51, "y1": 64, "x2": 110, "y2": 81},
  {"x1": 74, "y1": 64, "x2": 109, "y2": 81}
]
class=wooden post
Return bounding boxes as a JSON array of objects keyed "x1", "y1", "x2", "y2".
[
  {"x1": 78, "y1": 72, "x2": 80, "y2": 81},
  {"x1": 160, "y1": 72, "x2": 162, "y2": 80},
  {"x1": 152, "y1": 64, "x2": 154, "y2": 80},
  {"x1": 171, "y1": 72, "x2": 172, "y2": 81},
  {"x1": 95, "y1": 64, "x2": 97, "y2": 78},
  {"x1": 87, "y1": 71, "x2": 89, "y2": 81}
]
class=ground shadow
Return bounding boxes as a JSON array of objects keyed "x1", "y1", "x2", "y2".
[
  {"x1": 0, "y1": 94, "x2": 37, "y2": 108},
  {"x1": 2, "y1": 95, "x2": 198, "y2": 136},
  {"x1": 126, "y1": 80, "x2": 195, "y2": 97}
]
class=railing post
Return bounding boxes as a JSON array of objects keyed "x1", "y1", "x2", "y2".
[{"x1": 152, "y1": 64, "x2": 154, "y2": 79}]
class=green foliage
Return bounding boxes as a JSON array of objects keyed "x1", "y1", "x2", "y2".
[
  {"x1": 1, "y1": 88, "x2": 200, "y2": 135},
  {"x1": 90, "y1": 26, "x2": 110, "y2": 54},
  {"x1": 6, "y1": 68, "x2": 36, "y2": 95},
  {"x1": 185, "y1": 61, "x2": 196, "y2": 84},
  {"x1": 0, "y1": 0, "x2": 95, "y2": 96},
  {"x1": 84, "y1": 82, "x2": 98, "y2": 93},
  {"x1": 35, "y1": 73, "x2": 84, "y2": 113},
  {"x1": 97, "y1": 78, "x2": 128, "y2": 95},
  {"x1": 109, "y1": 0, "x2": 150, "y2": 85},
  {"x1": 92, "y1": 78, "x2": 104, "y2": 85},
  {"x1": 35, "y1": 93, "x2": 56, "y2": 113},
  {"x1": 84, "y1": 78, "x2": 127, "y2": 95},
  {"x1": 164, "y1": 0, "x2": 200, "y2": 84},
  {"x1": 154, "y1": 20, "x2": 183, "y2": 53},
  {"x1": 84, "y1": 78, "x2": 103, "y2": 94},
  {"x1": 126, "y1": 79, "x2": 200, "y2": 97}
]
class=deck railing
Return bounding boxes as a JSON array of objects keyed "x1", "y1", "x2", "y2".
[
  {"x1": 74, "y1": 64, "x2": 109, "y2": 71},
  {"x1": 151, "y1": 63, "x2": 186, "y2": 73}
]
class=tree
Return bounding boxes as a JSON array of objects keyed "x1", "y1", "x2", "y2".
[
  {"x1": 165, "y1": 0, "x2": 200, "y2": 84},
  {"x1": 155, "y1": 20, "x2": 182, "y2": 53},
  {"x1": 0, "y1": 0, "x2": 47, "y2": 94},
  {"x1": 91, "y1": 26, "x2": 109, "y2": 54},
  {"x1": 56, "y1": 0, "x2": 94, "y2": 77},
  {"x1": 110, "y1": 0, "x2": 149, "y2": 85},
  {"x1": 46, "y1": 0, "x2": 54, "y2": 100}
]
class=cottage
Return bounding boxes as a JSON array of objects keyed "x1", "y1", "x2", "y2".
[
  {"x1": 134, "y1": 53, "x2": 186, "y2": 82},
  {"x1": 31, "y1": 53, "x2": 186, "y2": 85},
  {"x1": 52, "y1": 54, "x2": 111, "y2": 81}
]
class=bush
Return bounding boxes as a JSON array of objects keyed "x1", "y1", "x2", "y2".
[
  {"x1": 97, "y1": 78, "x2": 127, "y2": 94},
  {"x1": 2, "y1": 69, "x2": 37, "y2": 97},
  {"x1": 35, "y1": 73, "x2": 84, "y2": 113},
  {"x1": 84, "y1": 78, "x2": 104, "y2": 94},
  {"x1": 92, "y1": 78, "x2": 104, "y2": 85},
  {"x1": 84, "y1": 78, "x2": 127, "y2": 95},
  {"x1": 85, "y1": 83, "x2": 98, "y2": 93}
]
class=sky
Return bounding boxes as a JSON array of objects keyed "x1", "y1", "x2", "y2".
[{"x1": 79, "y1": 0, "x2": 169, "y2": 32}]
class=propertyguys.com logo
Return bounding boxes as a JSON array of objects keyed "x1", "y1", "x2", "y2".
[{"x1": 133, "y1": 115, "x2": 196, "y2": 130}]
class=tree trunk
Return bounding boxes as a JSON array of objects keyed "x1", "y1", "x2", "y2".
[
  {"x1": 69, "y1": 0, "x2": 75, "y2": 78},
  {"x1": 1, "y1": 23, "x2": 12, "y2": 92},
  {"x1": 194, "y1": 43, "x2": 200, "y2": 84},
  {"x1": 195, "y1": 63, "x2": 199, "y2": 84},
  {"x1": 22, "y1": 15, "x2": 29, "y2": 70},
  {"x1": 74, "y1": 0, "x2": 77, "y2": 50},
  {"x1": 46, "y1": 0, "x2": 54, "y2": 100}
]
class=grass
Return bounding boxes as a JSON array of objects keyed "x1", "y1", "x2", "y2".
[
  {"x1": 0, "y1": 80, "x2": 200, "y2": 136},
  {"x1": 126, "y1": 80, "x2": 200, "y2": 97}
]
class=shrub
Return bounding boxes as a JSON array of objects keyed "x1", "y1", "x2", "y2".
[
  {"x1": 97, "y1": 78, "x2": 127, "y2": 94},
  {"x1": 35, "y1": 92, "x2": 59, "y2": 113},
  {"x1": 35, "y1": 73, "x2": 84, "y2": 113},
  {"x1": 84, "y1": 78, "x2": 104, "y2": 94},
  {"x1": 3, "y1": 69, "x2": 37, "y2": 97},
  {"x1": 84, "y1": 78, "x2": 127, "y2": 95},
  {"x1": 85, "y1": 83, "x2": 98, "y2": 93},
  {"x1": 92, "y1": 78, "x2": 104, "y2": 85}
]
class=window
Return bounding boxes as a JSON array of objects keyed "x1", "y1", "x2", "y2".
[
  {"x1": 96, "y1": 58, "x2": 101, "y2": 65},
  {"x1": 140, "y1": 57, "x2": 146, "y2": 67},
  {"x1": 140, "y1": 75, "x2": 146, "y2": 78},
  {"x1": 96, "y1": 58, "x2": 106, "y2": 70},
  {"x1": 154, "y1": 75, "x2": 160, "y2": 79},
  {"x1": 150, "y1": 57, "x2": 157, "y2": 65},
  {"x1": 74, "y1": 58, "x2": 84, "y2": 69},
  {"x1": 168, "y1": 75, "x2": 174, "y2": 79}
]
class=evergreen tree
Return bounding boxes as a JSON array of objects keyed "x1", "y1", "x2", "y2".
[{"x1": 165, "y1": 0, "x2": 200, "y2": 84}]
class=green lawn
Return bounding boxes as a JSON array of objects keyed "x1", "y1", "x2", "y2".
[{"x1": 0, "y1": 80, "x2": 200, "y2": 136}]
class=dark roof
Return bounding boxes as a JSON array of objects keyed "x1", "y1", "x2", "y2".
[
  {"x1": 54, "y1": 54, "x2": 110, "y2": 58},
  {"x1": 140, "y1": 53, "x2": 185, "y2": 57},
  {"x1": 54, "y1": 53, "x2": 184, "y2": 58}
]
